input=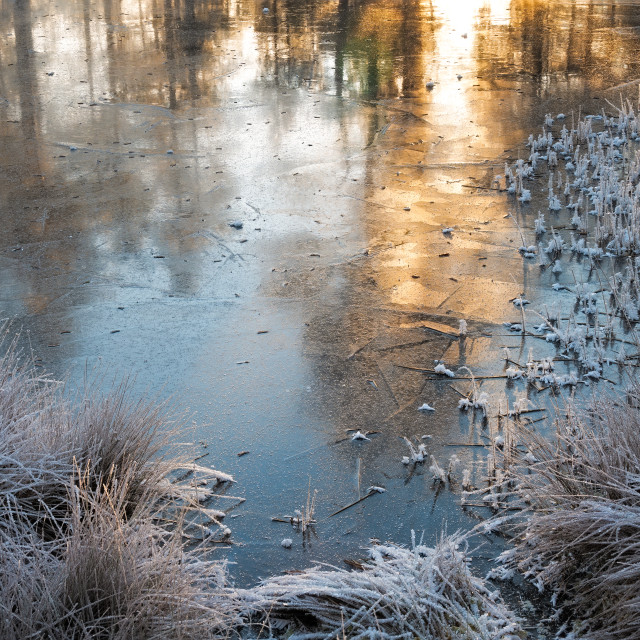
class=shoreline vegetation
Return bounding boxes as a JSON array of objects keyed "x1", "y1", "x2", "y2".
[
  {"x1": 4, "y1": 99, "x2": 640, "y2": 638},
  {"x1": 494, "y1": 380, "x2": 640, "y2": 640},
  {"x1": 0, "y1": 326, "x2": 241, "y2": 639}
]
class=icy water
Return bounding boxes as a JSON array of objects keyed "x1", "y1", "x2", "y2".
[{"x1": 2, "y1": 0, "x2": 640, "y2": 586}]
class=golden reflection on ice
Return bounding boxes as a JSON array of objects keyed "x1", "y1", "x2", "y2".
[{"x1": 1, "y1": 0, "x2": 640, "y2": 321}]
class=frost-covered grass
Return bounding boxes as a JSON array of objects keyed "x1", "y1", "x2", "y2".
[
  {"x1": 0, "y1": 326, "x2": 240, "y2": 639},
  {"x1": 0, "y1": 330, "x2": 229, "y2": 540},
  {"x1": 241, "y1": 533, "x2": 523, "y2": 640},
  {"x1": 507, "y1": 104, "x2": 640, "y2": 264},
  {"x1": 499, "y1": 101, "x2": 640, "y2": 391},
  {"x1": 492, "y1": 379, "x2": 640, "y2": 639},
  {"x1": 1, "y1": 474, "x2": 240, "y2": 640}
]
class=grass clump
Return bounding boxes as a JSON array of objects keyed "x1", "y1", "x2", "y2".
[
  {"x1": 0, "y1": 328, "x2": 239, "y2": 639},
  {"x1": 241, "y1": 533, "x2": 524, "y2": 639},
  {"x1": 496, "y1": 379, "x2": 640, "y2": 639},
  {"x1": 2, "y1": 474, "x2": 236, "y2": 639}
]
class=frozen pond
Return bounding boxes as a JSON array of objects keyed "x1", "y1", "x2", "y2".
[{"x1": 2, "y1": 0, "x2": 640, "y2": 585}]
